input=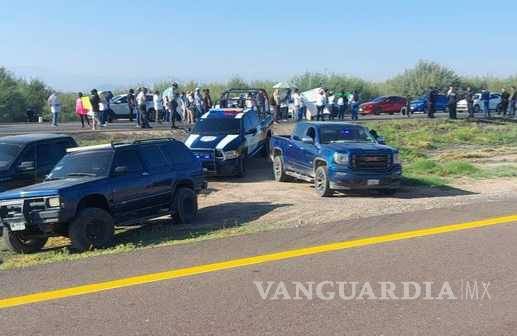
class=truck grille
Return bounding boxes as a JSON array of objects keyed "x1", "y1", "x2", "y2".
[{"x1": 352, "y1": 154, "x2": 391, "y2": 170}]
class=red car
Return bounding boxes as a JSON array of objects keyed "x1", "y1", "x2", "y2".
[{"x1": 359, "y1": 96, "x2": 407, "y2": 115}]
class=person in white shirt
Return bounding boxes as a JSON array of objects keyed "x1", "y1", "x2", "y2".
[
  {"x1": 153, "y1": 91, "x2": 163, "y2": 123},
  {"x1": 327, "y1": 90, "x2": 336, "y2": 120},
  {"x1": 315, "y1": 89, "x2": 326, "y2": 121},
  {"x1": 136, "y1": 88, "x2": 151, "y2": 128},
  {"x1": 292, "y1": 88, "x2": 305, "y2": 121},
  {"x1": 47, "y1": 92, "x2": 61, "y2": 126}
]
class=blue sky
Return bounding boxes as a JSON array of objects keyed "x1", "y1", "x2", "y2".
[{"x1": 2, "y1": 0, "x2": 516, "y2": 91}]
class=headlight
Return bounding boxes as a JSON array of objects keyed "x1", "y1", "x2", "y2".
[
  {"x1": 222, "y1": 150, "x2": 240, "y2": 160},
  {"x1": 393, "y1": 153, "x2": 401, "y2": 165},
  {"x1": 333, "y1": 153, "x2": 349, "y2": 165},
  {"x1": 46, "y1": 197, "x2": 61, "y2": 208}
]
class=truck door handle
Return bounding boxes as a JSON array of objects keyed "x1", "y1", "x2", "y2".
[{"x1": 142, "y1": 172, "x2": 150, "y2": 176}]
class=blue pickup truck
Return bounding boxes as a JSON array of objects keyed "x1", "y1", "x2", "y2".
[
  {"x1": 185, "y1": 107, "x2": 273, "y2": 177},
  {"x1": 0, "y1": 138, "x2": 206, "y2": 253},
  {"x1": 270, "y1": 122, "x2": 402, "y2": 197}
]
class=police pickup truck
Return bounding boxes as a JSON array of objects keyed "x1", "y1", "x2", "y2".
[
  {"x1": 270, "y1": 122, "x2": 402, "y2": 197},
  {"x1": 0, "y1": 138, "x2": 206, "y2": 253},
  {"x1": 185, "y1": 107, "x2": 273, "y2": 177}
]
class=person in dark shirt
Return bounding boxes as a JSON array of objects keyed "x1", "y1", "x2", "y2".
[
  {"x1": 500, "y1": 88, "x2": 510, "y2": 116},
  {"x1": 427, "y1": 87, "x2": 436, "y2": 118},
  {"x1": 90, "y1": 89, "x2": 101, "y2": 130},
  {"x1": 127, "y1": 89, "x2": 136, "y2": 122},
  {"x1": 480, "y1": 89, "x2": 490, "y2": 118},
  {"x1": 510, "y1": 86, "x2": 517, "y2": 118},
  {"x1": 447, "y1": 86, "x2": 458, "y2": 119},
  {"x1": 203, "y1": 89, "x2": 213, "y2": 113}
]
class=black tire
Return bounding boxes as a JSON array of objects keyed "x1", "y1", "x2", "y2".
[
  {"x1": 69, "y1": 208, "x2": 114, "y2": 253},
  {"x1": 474, "y1": 105, "x2": 481, "y2": 114},
  {"x1": 173, "y1": 187, "x2": 198, "y2": 225},
  {"x1": 315, "y1": 166, "x2": 333, "y2": 197},
  {"x1": 373, "y1": 108, "x2": 382, "y2": 115},
  {"x1": 2, "y1": 227, "x2": 48, "y2": 254},
  {"x1": 273, "y1": 155, "x2": 291, "y2": 182},
  {"x1": 236, "y1": 156, "x2": 246, "y2": 177}
]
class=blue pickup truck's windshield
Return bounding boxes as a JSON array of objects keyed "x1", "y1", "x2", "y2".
[
  {"x1": 320, "y1": 125, "x2": 375, "y2": 144},
  {"x1": 192, "y1": 118, "x2": 241, "y2": 135},
  {"x1": 47, "y1": 151, "x2": 113, "y2": 179},
  {"x1": 0, "y1": 144, "x2": 22, "y2": 169}
]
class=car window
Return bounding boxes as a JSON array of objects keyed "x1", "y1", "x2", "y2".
[
  {"x1": 247, "y1": 111, "x2": 259, "y2": 127},
  {"x1": 37, "y1": 141, "x2": 68, "y2": 166},
  {"x1": 490, "y1": 94, "x2": 500, "y2": 99},
  {"x1": 117, "y1": 96, "x2": 128, "y2": 104},
  {"x1": 113, "y1": 150, "x2": 144, "y2": 174},
  {"x1": 161, "y1": 142, "x2": 194, "y2": 166},
  {"x1": 306, "y1": 127, "x2": 316, "y2": 140},
  {"x1": 0, "y1": 143, "x2": 23, "y2": 169},
  {"x1": 292, "y1": 124, "x2": 307, "y2": 141},
  {"x1": 19, "y1": 145, "x2": 35, "y2": 164},
  {"x1": 139, "y1": 145, "x2": 169, "y2": 171}
]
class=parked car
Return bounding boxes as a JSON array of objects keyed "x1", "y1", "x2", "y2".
[
  {"x1": 409, "y1": 94, "x2": 448, "y2": 113},
  {"x1": 359, "y1": 96, "x2": 407, "y2": 115},
  {"x1": 457, "y1": 92, "x2": 502, "y2": 113},
  {"x1": 270, "y1": 122, "x2": 402, "y2": 197},
  {"x1": 0, "y1": 138, "x2": 206, "y2": 253},
  {"x1": 185, "y1": 103, "x2": 273, "y2": 177},
  {"x1": 109, "y1": 94, "x2": 156, "y2": 121},
  {"x1": 0, "y1": 134, "x2": 77, "y2": 192}
]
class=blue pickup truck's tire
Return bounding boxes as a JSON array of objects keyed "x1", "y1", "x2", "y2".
[
  {"x1": 173, "y1": 187, "x2": 198, "y2": 225},
  {"x1": 273, "y1": 155, "x2": 291, "y2": 182},
  {"x1": 2, "y1": 227, "x2": 48, "y2": 254},
  {"x1": 315, "y1": 166, "x2": 333, "y2": 197},
  {"x1": 69, "y1": 208, "x2": 115, "y2": 252}
]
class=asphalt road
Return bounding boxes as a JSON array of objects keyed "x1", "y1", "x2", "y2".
[
  {"x1": 0, "y1": 112, "x2": 468, "y2": 135},
  {"x1": 1, "y1": 198, "x2": 516, "y2": 335}
]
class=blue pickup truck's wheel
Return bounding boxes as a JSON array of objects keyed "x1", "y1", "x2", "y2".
[
  {"x1": 69, "y1": 208, "x2": 115, "y2": 252},
  {"x1": 315, "y1": 166, "x2": 333, "y2": 197},
  {"x1": 173, "y1": 187, "x2": 198, "y2": 224},
  {"x1": 273, "y1": 155, "x2": 291, "y2": 182},
  {"x1": 2, "y1": 227, "x2": 48, "y2": 254}
]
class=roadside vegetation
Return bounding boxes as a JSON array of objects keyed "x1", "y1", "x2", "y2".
[
  {"x1": 366, "y1": 119, "x2": 517, "y2": 186},
  {"x1": 2, "y1": 60, "x2": 517, "y2": 122}
]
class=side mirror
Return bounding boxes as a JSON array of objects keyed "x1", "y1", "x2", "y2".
[
  {"x1": 301, "y1": 137, "x2": 314, "y2": 145},
  {"x1": 377, "y1": 137, "x2": 386, "y2": 145},
  {"x1": 18, "y1": 161, "x2": 35, "y2": 171},
  {"x1": 113, "y1": 166, "x2": 128, "y2": 176}
]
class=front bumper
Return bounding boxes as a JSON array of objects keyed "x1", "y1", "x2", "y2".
[
  {"x1": 0, "y1": 199, "x2": 64, "y2": 236},
  {"x1": 328, "y1": 168, "x2": 402, "y2": 190}
]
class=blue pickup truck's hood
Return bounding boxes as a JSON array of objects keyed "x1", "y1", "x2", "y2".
[
  {"x1": 185, "y1": 133, "x2": 241, "y2": 151},
  {"x1": 323, "y1": 142, "x2": 395, "y2": 153},
  {"x1": 0, "y1": 177, "x2": 103, "y2": 200}
]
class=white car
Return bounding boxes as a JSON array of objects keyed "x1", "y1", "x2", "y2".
[
  {"x1": 457, "y1": 92, "x2": 502, "y2": 113},
  {"x1": 109, "y1": 94, "x2": 156, "y2": 121}
]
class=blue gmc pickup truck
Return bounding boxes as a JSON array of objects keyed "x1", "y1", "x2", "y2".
[
  {"x1": 0, "y1": 138, "x2": 206, "y2": 253},
  {"x1": 270, "y1": 122, "x2": 402, "y2": 197}
]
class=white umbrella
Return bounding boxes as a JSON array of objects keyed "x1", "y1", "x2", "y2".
[{"x1": 273, "y1": 82, "x2": 292, "y2": 89}]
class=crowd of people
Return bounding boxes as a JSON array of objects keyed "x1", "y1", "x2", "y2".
[{"x1": 44, "y1": 83, "x2": 517, "y2": 129}]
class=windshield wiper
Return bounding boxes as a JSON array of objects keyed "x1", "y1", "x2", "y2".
[{"x1": 66, "y1": 173, "x2": 96, "y2": 178}]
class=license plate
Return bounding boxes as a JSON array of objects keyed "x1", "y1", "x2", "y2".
[
  {"x1": 10, "y1": 220, "x2": 26, "y2": 231},
  {"x1": 367, "y1": 179, "x2": 380, "y2": 186}
]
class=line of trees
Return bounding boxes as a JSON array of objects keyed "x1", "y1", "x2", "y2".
[{"x1": 1, "y1": 61, "x2": 517, "y2": 123}]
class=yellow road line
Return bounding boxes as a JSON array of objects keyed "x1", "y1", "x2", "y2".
[{"x1": 1, "y1": 214, "x2": 516, "y2": 310}]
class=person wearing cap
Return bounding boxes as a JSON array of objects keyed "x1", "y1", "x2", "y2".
[{"x1": 292, "y1": 88, "x2": 305, "y2": 122}]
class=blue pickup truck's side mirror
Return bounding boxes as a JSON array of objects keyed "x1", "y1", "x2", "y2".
[
  {"x1": 18, "y1": 161, "x2": 35, "y2": 172},
  {"x1": 113, "y1": 166, "x2": 128, "y2": 176},
  {"x1": 377, "y1": 137, "x2": 386, "y2": 145},
  {"x1": 301, "y1": 137, "x2": 314, "y2": 145}
]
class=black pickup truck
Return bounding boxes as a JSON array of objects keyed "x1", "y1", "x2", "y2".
[{"x1": 0, "y1": 138, "x2": 206, "y2": 253}]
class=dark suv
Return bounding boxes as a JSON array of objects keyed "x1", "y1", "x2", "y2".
[
  {"x1": 0, "y1": 138, "x2": 206, "y2": 253},
  {"x1": 0, "y1": 134, "x2": 77, "y2": 192}
]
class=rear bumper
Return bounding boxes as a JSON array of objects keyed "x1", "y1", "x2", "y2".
[{"x1": 328, "y1": 168, "x2": 402, "y2": 190}]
